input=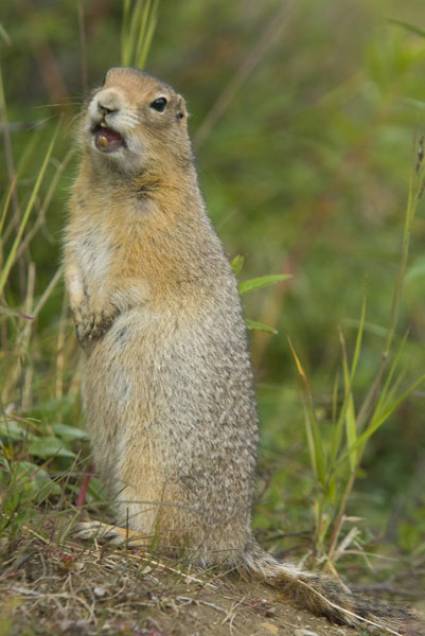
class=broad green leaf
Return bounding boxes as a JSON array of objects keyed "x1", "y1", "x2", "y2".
[
  {"x1": 52, "y1": 423, "x2": 88, "y2": 440},
  {"x1": 28, "y1": 436, "x2": 76, "y2": 459},
  {"x1": 0, "y1": 419, "x2": 34, "y2": 441}
]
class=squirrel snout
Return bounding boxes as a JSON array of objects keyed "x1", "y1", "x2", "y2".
[
  {"x1": 90, "y1": 89, "x2": 122, "y2": 121},
  {"x1": 98, "y1": 101, "x2": 118, "y2": 116}
]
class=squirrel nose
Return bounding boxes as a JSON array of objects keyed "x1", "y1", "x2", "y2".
[
  {"x1": 94, "y1": 89, "x2": 121, "y2": 116},
  {"x1": 98, "y1": 102, "x2": 118, "y2": 116},
  {"x1": 97, "y1": 102, "x2": 119, "y2": 115}
]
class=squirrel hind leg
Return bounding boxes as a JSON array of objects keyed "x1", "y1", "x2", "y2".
[{"x1": 74, "y1": 520, "x2": 147, "y2": 548}]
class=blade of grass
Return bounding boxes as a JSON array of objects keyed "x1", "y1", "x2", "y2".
[
  {"x1": 121, "y1": 0, "x2": 159, "y2": 69},
  {"x1": 246, "y1": 319, "x2": 278, "y2": 335},
  {"x1": 340, "y1": 329, "x2": 358, "y2": 472},
  {"x1": 121, "y1": 0, "x2": 132, "y2": 65},
  {"x1": 137, "y1": 0, "x2": 159, "y2": 69},
  {"x1": 288, "y1": 337, "x2": 327, "y2": 487},
  {"x1": 388, "y1": 19, "x2": 425, "y2": 39},
  {"x1": 239, "y1": 273, "x2": 291, "y2": 295},
  {"x1": 357, "y1": 373, "x2": 425, "y2": 449},
  {"x1": 1, "y1": 127, "x2": 43, "y2": 243},
  {"x1": 0, "y1": 122, "x2": 60, "y2": 298}
]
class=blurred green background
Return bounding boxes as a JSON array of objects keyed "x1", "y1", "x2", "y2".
[{"x1": 1, "y1": 0, "x2": 424, "y2": 582}]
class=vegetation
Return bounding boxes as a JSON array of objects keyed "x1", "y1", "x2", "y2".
[{"x1": 0, "y1": 1, "x2": 424, "y2": 633}]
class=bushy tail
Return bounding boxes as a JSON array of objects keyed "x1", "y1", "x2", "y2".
[{"x1": 241, "y1": 541, "x2": 419, "y2": 635}]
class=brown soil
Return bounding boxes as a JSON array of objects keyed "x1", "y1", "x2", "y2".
[{"x1": 0, "y1": 530, "x2": 423, "y2": 636}]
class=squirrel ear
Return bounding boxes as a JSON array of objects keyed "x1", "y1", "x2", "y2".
[{"x1": 176, "y1": 94, "x2": 189, "y2": 121}]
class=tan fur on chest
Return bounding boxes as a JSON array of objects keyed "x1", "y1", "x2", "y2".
[{"x1": 68, "y1": 170, "x2": 212, "y2": 312}]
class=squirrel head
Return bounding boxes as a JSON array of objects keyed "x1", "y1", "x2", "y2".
[{"x1": 82, "y1": 67, "x2": 192, "y2": 177}]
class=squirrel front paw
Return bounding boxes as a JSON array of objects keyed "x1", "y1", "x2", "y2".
[{"x1": 73, "y1": 307, "x2": 117, "y2": 347}]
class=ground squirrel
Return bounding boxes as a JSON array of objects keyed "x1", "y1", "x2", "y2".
[{"x1": 64, "y1": 68, "x2": 413, "y2": 634}]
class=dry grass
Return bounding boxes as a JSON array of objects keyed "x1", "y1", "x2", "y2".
[
  {"x1": 1, "y1": 511, "x2": 424, "y2": 636},
  {"x1": 0, "y1": 521, "x2": 358, "y2": 636}
]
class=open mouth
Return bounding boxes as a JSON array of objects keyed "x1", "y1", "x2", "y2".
[{"x1": 91, "y1": 122, "x2": 125, "y2": 152}]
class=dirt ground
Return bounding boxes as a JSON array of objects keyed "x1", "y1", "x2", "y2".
[{"x1": 1, "y1": 531, "x2": 424, "y2": 636}]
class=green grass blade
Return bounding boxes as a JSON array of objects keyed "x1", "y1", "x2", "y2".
[
  {"x1": 288, "y1": 338, "x2": 327, "y2": 486},
  {"x1": 340, "y1": 330, "x2": 358, "y2": 472},
  {"x1": 135, "y1": 0, "x2": 152, "y2": 66},
  {"x1": 137, "y1": 0, "x2": 159, "y2": 69},
  {"x1": 350, "y1": 295, "x2": 367, "y2": 380},
  {"x1": 246, "y1": 319, "x2": 278, "y2": 335},
  {"x1": 121, "y1": 0, "x2": 159, "y2": 70},
  {"x1": 373, "y1": 332, "x2": 409, "y2": 416},
  {"x1": 388, "y1": 19, "x2": 425, "y2": 39},
  {"x1": 239, "y1": 273, "x2": 291, "y2": 295},
  {"x1": 358, "y1": 373, "x2": 425, "y2": 447},
  {"x1": 0, "y1": 127, "x2": 40, "y2": 236},
  {"x1": 121, "y1": 0, "x2": 132, "y2": 65},
  {"x1": 0, "y1": 123, "x2": 60, "y2": 297}
]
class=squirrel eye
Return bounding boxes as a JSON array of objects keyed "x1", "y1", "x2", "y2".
[{"x1": 150, "y1": 97, "x2": 167, "y2": 112}]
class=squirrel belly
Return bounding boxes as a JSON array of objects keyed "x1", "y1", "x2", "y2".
[
  {"x1": 65, "y1": 68, "x2": 418, "y2": 634},
  {"x1": 81, "y1": 272, "x2": 259, "y2": 566}
]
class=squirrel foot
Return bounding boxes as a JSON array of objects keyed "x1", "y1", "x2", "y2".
[{"x1": 74, "y1": 520, "x2": 147, "y2": 548}]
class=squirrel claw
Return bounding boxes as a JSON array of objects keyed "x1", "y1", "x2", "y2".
[
  {"x1": 75, "y1": 310, "x2": 116, "y2": 347},
  {"x1": 74, "y1": 521, "x2": 146, "y2": 547}
]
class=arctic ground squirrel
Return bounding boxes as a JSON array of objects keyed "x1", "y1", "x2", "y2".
[{"x1": 64, "y1": 67, "x2": 414, "y2": 633}]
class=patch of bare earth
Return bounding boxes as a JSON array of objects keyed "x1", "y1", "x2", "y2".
[{"x1": 0, "y1": 529, "x2": 423, "y2": 636}]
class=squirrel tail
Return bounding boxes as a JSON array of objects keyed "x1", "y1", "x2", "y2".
[{"x1": 241, "y1": 541, "x2": 414, "y2": 635}]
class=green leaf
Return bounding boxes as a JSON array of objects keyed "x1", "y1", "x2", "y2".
[
  {"x1": 0, "y1": 419, "x2": 34, "y2": 441},
  {"x1": 231, "y1": 254, "x2": 245, "y2": 275},
  {"x1": 52, "y1": 423, "x2": 88, "y2": 440},
  {"x1": 246, "y1": 319, "x2": 278, "y2": 335},
  {"x1": 28, "y1": 436, "x2": 76, "y2": 459},
  {"x1": 239, "y1": 273, "x2": 291, "y2": 295}
]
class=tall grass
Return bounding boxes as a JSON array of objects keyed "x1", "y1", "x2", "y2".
[
  {"x1": 121, "y1": 0, "x2": 160, "y2": 69},
  {"x1": 0, "y1": 1, "x2": 162, "y2": 536},
  {"x1": 289, "y1": 153, "x2": 425, "y2": 570}
]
